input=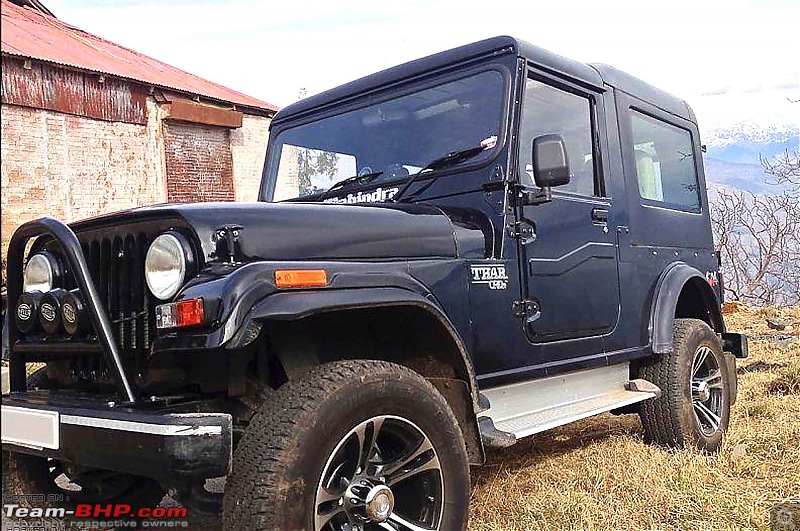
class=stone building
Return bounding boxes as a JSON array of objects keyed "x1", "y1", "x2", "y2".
[{"x1": 0, "y1": 0, "x2": 279, "y2": 249}]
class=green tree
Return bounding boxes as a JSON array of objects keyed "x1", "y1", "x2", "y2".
[{"x1": 297, "y1": 148, "x2": 339, "y2": 194}]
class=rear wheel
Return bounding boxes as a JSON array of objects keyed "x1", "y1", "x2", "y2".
[
  {"x1": 638, "y1": 318, "x2": 732, "y2": 452},
  {"x1": 222, "y1": 359, "x2": 471, "y2": 530}
]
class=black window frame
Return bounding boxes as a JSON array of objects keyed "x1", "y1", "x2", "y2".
[
  {"x1": 516, "y1": 69, "x2": 608, "y2": 199},
  {"x1": 261, "y1": 63, "x2": 514, "y2": 203}
]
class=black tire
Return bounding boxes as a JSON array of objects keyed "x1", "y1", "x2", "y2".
[
  {"x1": 638, "y1": 318, "x2": 732, "y2": 453},
  {"x1": 2, "y1": 369, "x2": 166, "y2": 516},
  {"x1": 222, "y1": 360, "x2": 471, "y2": 531}
]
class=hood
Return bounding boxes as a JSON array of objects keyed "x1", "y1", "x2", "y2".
[{"x1": 69, "y1": 201, "x2": 471, "y2": 263}]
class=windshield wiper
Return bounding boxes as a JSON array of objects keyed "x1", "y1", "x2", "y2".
[
  {"x1": 319, "y1": 170, "x2": 383, "y2": 200},
  {"x1": 389, "y1": 136, "x2": 497, "y2": 203}
]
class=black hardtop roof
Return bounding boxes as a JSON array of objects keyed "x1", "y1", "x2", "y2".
[
  {"x1": 274, "y1": 36, "x2": 694, "y2": 124},
  {"x1": 588, "y1": 63, "x2": 694, "y2": 121}
]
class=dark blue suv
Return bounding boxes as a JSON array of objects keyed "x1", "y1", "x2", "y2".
[{"x1": 3, "y1": 37, "x2": 747, "y2": 530}]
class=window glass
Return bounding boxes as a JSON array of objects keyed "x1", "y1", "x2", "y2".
[
  {"x1": 273, "y1": 146, "x2": 357, "y2": 201},
  {"x1": 519, "y1": 78, "x2": 597, "y2": 196},
  {"x1": 268, "y1": 70, "x2": 505, "y2": 201},
  {"x1": 630, "y1": 111, "x2": 700, "y2": 211}
]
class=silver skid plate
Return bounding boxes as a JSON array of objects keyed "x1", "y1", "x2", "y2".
[{"x1": 482, "y1": 363, "x2": 658, "y2": 440}]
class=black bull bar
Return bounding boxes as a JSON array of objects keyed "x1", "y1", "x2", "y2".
[{"x1": 6, "y1": 217, "x2": 136, "y2": 403}]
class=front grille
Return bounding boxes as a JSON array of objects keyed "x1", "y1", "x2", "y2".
[{"x1": 80, "y1": 232, "x2": 155, "y2": 378}]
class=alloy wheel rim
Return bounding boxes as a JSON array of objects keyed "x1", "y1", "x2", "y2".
[
  {"x1": 690, "y1": 345, "x2": 725, "y2": 435},
  {"x1": 314, "y1": 415, "x2": 444, "y2": 531}
]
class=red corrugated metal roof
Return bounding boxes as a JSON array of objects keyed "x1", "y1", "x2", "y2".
[{"x1": 0, "y1": 0, "x2": 279, "y2": 113}]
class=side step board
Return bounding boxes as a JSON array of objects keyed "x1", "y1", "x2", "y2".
[{"x1": 479, "y1": 363, "x2": 659, "y2": 444}]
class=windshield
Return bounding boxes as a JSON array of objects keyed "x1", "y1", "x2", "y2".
[{"x1": 265, "y1": 70, "x2": 506, "y2": 202}]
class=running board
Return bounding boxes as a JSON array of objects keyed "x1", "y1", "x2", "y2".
[{"x1": 480, "y1": 363, "x2": 659, "y2": 442}]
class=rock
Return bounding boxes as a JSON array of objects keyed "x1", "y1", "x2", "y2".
[
  {"x1": 775, "y1": 336, "x2": 799, "y2": 350},
  {"x1": 767, "y1": 318, "x2": 790, "y2": 331},
  {"x1": 731, "y1": 443, "x2": 747, "y2": 461}
]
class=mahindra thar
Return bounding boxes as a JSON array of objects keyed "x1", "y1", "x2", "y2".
[{"x1": 2, "y1": 36, "x2": 748, "y2": 530}]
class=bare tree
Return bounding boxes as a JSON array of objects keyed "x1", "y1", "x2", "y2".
[
  {"x1": 710, "y1": 130, "x2": 800, "y2": 307},
  {"x1": 711, "y1": 187, "x2": 800, "y2": 306},
  {"x1": 761, "y1": 149, "x2": 800, "y2": 188}
]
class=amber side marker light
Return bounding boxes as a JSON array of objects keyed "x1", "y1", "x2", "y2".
[
  {"x1": 156, "y1": 298, "x2": 204, "y2": 329},
  {"x1": 275, "y1": 270, "x2": 328, "y2": 289}
]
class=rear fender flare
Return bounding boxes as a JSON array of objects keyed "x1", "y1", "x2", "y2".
[{"x1": 650, "y1": 262, "x2": 724, "y2": 354}]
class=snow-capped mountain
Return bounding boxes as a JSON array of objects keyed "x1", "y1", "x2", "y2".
[
  {"x1": 688, "y1": 78, "x2": 799, "y2": 194},
  {"x1": 703, "y1": 121, "x2": 798, "y2": 151}
]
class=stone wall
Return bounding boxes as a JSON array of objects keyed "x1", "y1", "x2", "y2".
[
  {"x1": 1, "y1": 99, "x2": 166, "y2": 246},
  {"x1": 1, "y1": 98, "x2": 272, "y2": 249},
  {"x1": 230, "y1": 113, "x2": 271, "y2": 202}
]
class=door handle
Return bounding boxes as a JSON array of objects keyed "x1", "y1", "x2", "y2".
[{"x1": 591, "y1": 208, "x2": 609, "y2": 224}]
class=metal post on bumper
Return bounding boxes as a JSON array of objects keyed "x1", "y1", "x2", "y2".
[{"x1": 6, "y1": 217, "x2": 137, "y2": 403}]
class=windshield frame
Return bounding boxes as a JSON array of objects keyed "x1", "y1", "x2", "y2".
[{"x1": 260, "y1": 62, "x2": 513, "y2": 203}]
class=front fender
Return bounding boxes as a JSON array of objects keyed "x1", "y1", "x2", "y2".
[
  {"x1": 156, "y1": 262, "x2": 436, "y2": 351},
  {"x1": 238, "y1": 286, "x2": 480, "y2": 406},
  {"x1": 152, "y1": 262, "x2": 482, "y2": 413},
  {"x1": 234, "y1": 284, "x2": 485, "y2": 462}
]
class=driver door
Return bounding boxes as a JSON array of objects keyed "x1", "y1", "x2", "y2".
[{"x1": 517, "y1": 74, "x2": 621, "y2": 360}]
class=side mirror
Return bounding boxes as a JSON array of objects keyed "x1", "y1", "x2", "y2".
[{"x1": 532, "y1": 134, "x2": 571, "y2": 188}]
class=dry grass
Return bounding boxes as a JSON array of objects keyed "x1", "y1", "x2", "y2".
[{"x1": 469, "y1": 305, "x2": 800, "y2": 530}]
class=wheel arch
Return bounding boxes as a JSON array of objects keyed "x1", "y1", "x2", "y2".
[
  {"x1": 237, "y1": 287, "x2": 485, "y2": 464},
  {"x1": 650, "y1": 262, "x2": 724, "y2": 354}
]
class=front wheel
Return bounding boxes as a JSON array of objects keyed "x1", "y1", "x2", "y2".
[
  {"x1": 638, "y1": 318, "x2": 733, "y2": 452},
  {"x1": 222, "y1": 360, "x2": 471, "y2": 530}
]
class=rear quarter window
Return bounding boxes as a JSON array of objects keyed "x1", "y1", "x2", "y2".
[{"x1": 629, "y1": 110, "x2": 700, "y2": 212}]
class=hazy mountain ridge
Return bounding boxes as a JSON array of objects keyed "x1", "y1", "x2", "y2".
[
  {"x1": 703, "y1": 119, "x2": 799, "y2": 149},
  {"x1": 703, "y1": 157, "x2": 776, "y2": 194},
  {"x1": 690, "y1": 78, "x2": 798, "y2": 193},
  {"x1": 699, "y1": 118, "x2": 798, "y2": 194},
  {"x1": 702, "y1": 126, "x2": 797, "y2": 194}
]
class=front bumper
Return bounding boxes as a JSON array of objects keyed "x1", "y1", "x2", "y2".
[{"x1": 1, "y1": 390, "x2": 232, "y2": 482}]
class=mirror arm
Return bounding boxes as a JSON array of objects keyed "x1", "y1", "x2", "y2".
[{"x1": 516, "y1": 184, "x2": 552, "y2": 206}]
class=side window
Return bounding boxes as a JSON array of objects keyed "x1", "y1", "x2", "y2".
[
  {"x1": 629, "y1": 110, "x2": 700, "y2": 212},
  {"x1": 519, "y1": 78, "x2": 598, "y2": 196}
]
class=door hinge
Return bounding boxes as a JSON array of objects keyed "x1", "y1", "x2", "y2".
[
  {"x1": 506, "y1": 221, "x2": 536, "y2": 244},
  {"x1": 512, "y1": 299, "x2": 541, "y2": 322}
]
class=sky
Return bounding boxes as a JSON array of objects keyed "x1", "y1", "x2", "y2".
[{"x1": 44, "y1": 0, "x2": 800, "y2": 137}]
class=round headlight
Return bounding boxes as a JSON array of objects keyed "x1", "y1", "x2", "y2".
[
  {"x1": 145, "y1": 233, "x2": 190, "y2": 300},
  {"x1": 23, "y1": 253, "x2": 56, "y2": 293}
]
